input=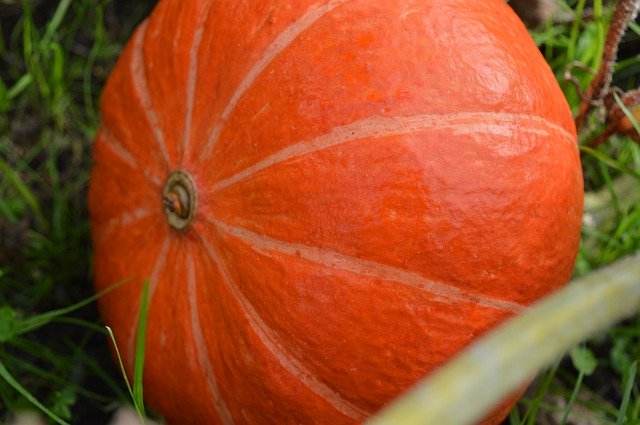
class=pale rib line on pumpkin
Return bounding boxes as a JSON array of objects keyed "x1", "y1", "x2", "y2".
[
  {"x1": 96, "y1": 208, "x2": 154, "y2": 244},
  {"x1": 186, "y1": 248, "x2": 235, "y2": 425},
  {"x1": 181, "y1": 2, "x2": 211, "y2": 160},
  {"x1": 130, "y1": 20, "x2": 171, "y2": 167},
  {"x1": 98, "y1": 125, "x2": 137, "y2": 169},
  {"x1": 198, "y1": 234, "x2": 370, "y2": 421},
  {"x1": 126, "y1": 236, "x2": 171, "y2": 372},
  {"x1": 211, "y1": 112, "x2": 575, "y2": 193},
  {"x1": 208, "y1": 218, "x2": 525, "y2": 314},
  {"x1": 201, "y1": 0, "x2": 348, "y2": 159},
  {"x1": 98, "y1": 125, "x2": 163, "y2": 187}
]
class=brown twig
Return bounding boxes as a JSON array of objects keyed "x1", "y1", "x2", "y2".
[
  {"x1": 574, "y1": 0, "x2": 640, "y2": 132},
  {"x1": 564, "y1": 61, "x2": 598, "y2": 104},
  {"x1": 586, "y1": 88, "x2": 640, "y2": 150},
  {"x1": 612, "y1": 88, "x2": 640, "y2": 141},
  {"x1": 586, "y1": 121, "x2": 620, "y2": 150}
]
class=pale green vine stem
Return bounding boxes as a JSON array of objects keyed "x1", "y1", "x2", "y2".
[{"x1": 368, "y1": 253, "x2": 640, "y2": 425}]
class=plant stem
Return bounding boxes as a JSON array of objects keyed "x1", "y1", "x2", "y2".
[
  {"x1": 574, "y1": 0, "x2": 640, "y2": 132},
  {"x1": 367, "y1": 254, "x2": 640, "y2": 425}
]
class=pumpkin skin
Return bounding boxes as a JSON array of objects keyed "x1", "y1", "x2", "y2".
[{"x1": 89, "y1": 0, "x2": 583, "y2": 424}]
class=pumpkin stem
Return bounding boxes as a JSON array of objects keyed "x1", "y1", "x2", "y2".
[{"x1": 162, "y1": 170, "x2": 196, "y2": 230}]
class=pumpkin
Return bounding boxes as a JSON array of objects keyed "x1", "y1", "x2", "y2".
[{"x1": 89, "y1": 0, "x2": 583, "y2": 423}]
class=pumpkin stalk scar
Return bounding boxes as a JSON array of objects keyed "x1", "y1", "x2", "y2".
[
  {"x1": 201, "y1": 0, "x2": 349, "y2": 160},
  {"x1": 206, "y1": 217, "x2": 525, "y2": 314},
  {"x1": 186, "y1": 249, "x2": 235, "y2": 425},
  {"x1": 210, "y1": 112, "x2": 576, "y2": 193},
  {"x1": 162, "y1": 193, "x2": 182, "y2": 215},
  {"x1": 126, "y1": 236, "x2": 171, "y2": 372},
  {"x1": 198, "y1": 234, "x2": 370, "y2": 421},
  {"x1": 130, "y1": 21, "x2": 171, "y2": 167},
  {"x1": 162, "y1": 170, "x2": 197, "y2": 230}
]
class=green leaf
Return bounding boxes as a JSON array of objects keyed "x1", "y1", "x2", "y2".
[
  {"x1": 50, "y1": 386, "x2": 76, "y2": 421},
  {"x1": 570, "y1": 346, "x2": 598, "y2": 376},
  {"x1": 610, "y1": 336, "x2": 633, "y2": 375},
  {"x1": 0, "y1": 306, "x2": 19, "y2": 342}
]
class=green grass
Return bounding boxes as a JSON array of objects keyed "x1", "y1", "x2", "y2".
[
  {"x1": 0, "y1": 0, "x2": 639, "y2": 424},
  {"x1": 0, "y1": 0, "x2": 155, "y2": 422},
  {"x1": 511, "y1": 1, "x2": 640, "y2": 424}
]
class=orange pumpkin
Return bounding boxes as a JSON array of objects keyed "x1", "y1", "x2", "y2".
[{"x1": 89, "y1": 0, "x2": 583, "y2": 423}]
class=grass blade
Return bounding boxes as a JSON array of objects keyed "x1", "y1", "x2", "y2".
[
  {"x1": 18, "y1": 279, "x2": 128, "y2": 335},
  {"x1": 560, "y1": 372, "x2": 585, "y2": 425},
  {"x1": 105, "y1": 279, "x2": 151, "y2": 421},
  {"x1": 616, "y1": 360, "x2": 638, "y2": 425},
  {"x1": 106, "y1": 326, "x2": 135, "y2": 404},
  {"x1": 567, "y1": 0, "x2": 587, "y2": 62},
  {"x1": 592, "y1": 0, "x2": 605, "y2": 70},
  {"x1": 6, "y1": 73, "x2": 34, "y2": 100},
  {"x1": 580, "y1": 147, "x2": 640, "y2": 180},
  {"x1": 521, "y1": 361, "x2": 561, "y2": 425},
  {"x1": 614, "y1": 91, "x2": 640, "y2": 134},
  {"x1": 41, "y1": 0, "x2": 72, "y2": 49},
  {"x1": 133, "y1": 279, "x2": 151, "y2": 419},
  {"x1": 0, "y1": 360, "x2": 70, "y2": 425},
  {"x1": 0, "y1": 155, "x2": 47, "y2": 230}
]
